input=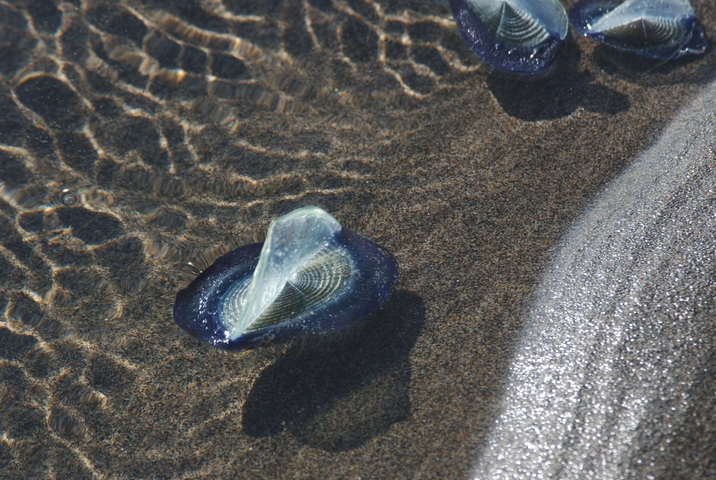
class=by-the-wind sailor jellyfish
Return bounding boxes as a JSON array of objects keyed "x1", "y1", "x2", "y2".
[
  {"x1": 448, "y1": 0, "x2": 569, "y2": 73},
  {"x1": 569, "y1": 0, "x2": 708, "y2": 60},
  {"x1": 173, "y1": 206, "x2": 398, "y2": 351}
]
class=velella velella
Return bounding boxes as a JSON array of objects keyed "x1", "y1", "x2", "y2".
[
  {"x1": 448, "y1": 0, "x2": 569, "y2": 73},
  {"x1": 569, "y1": 0, "x2": 708, "y2": 60},
  {"x1": 173, "y1": 206, "x2": 398, "y2": 351}
]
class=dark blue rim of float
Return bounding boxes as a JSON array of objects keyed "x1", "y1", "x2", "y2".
[
  {"x1": 568, "y1": 0, "x2": 709, "y2": 59},
  {"x1": 449, "y1": 0, "x2": 565, "y2": 73},
  {"x1": 173, "y1": 228, "x2": 399, "y2": 351}
]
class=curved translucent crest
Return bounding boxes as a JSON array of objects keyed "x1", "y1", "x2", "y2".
[
  {"x1": 227, "y1": 206, "x2": 342, "y2": 340},
  {"x1": 590, "y1": 0, "x2": 694, "y2": 34},
  {"x1": 235, "y1": 247, "x2": 353, "y2": 334},
  {"x1": 467, "y1": 0, "x2": 568, "y2": 46},
  {"x1": 597, "y1": 17, "x2": 682, "y2": 47}
]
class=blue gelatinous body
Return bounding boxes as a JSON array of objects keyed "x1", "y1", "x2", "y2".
[
  {"x1": 449, "y1": 0, "x2": 569, "y2": 73},
  {"x1": 569, "y1": 0, "x2": 708, "y2": 60},
  {"x1": 173, "y1": 207, "x2": 398, "y2": 351}
]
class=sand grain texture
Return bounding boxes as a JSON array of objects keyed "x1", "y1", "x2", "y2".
[{"x1": 0, "y1": 0, "x2": 714, "y2": 478}]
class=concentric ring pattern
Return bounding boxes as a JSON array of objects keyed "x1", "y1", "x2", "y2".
[{"x1": 223, "y1": 245, "x2": 355, "y2": 334}]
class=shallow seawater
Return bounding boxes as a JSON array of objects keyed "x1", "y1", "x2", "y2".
[{"x1": 0, "y1": 1, "x2": 714, "y2": 479}]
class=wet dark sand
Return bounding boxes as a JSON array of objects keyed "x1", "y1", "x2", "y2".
[{"x1": 0, "y1": 1, "x2": 715, "y2": 478}]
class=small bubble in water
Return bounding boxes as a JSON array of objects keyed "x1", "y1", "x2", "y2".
[{"x1": 61, "y1": 189, "x2": 78, "y2": 206}]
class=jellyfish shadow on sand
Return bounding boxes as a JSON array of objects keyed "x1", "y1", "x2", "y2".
[
  {"x1": 241, "y1": 290, "x2": 424, "y2": 452},
  {"x1": 487, "y1": 40, "x2": 630, "y2": 121},
  {"x1": 591, "y1": 43, "x2": 716, "y2": 84}
]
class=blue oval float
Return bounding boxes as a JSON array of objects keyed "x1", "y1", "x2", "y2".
[
  {"x1": 449, "y1": 0, "x2": 569, "y2": 73},
  {"x1": 569, "y1": 0, "x2": 708, "y2": 60},
  {"x1": 174, "y1": 207, "x2": 398, "y2": 350}
]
